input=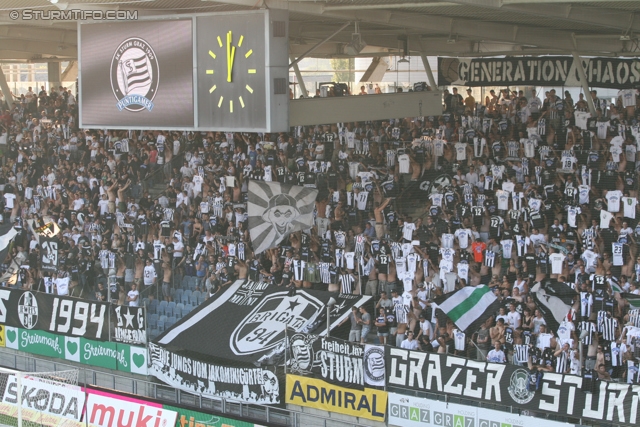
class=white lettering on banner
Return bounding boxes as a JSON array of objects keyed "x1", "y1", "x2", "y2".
[
  {"x1": 20, "y1": 330, "x2": 62, "y2": 354},
  {"x1": 463, "y1": 360, "x2": 483, "y2": 399},
  {"x1": 539, "y1": 373, "x2": 562, "y2": 412},
  {"x1": 2, "y1": 376, "x2": 85, "y2": 421},
  {"x1": 83, "y1": 343, "x2": 127, "y2": 367},
  {"x1": 319, "y1": 351, "x2": 363, "y2": 385},
  {"x1": 49, "y1": 298, "x2": 106, "y2": 339},
  {"x1": 85, "y1": 392, "x2": 177, "y2": 427},
  {"x1": 443, "y1": 357, "x2": 465, "y2": 395}
]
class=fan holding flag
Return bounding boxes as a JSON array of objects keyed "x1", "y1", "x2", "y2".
[{"x1": 434, "y1": 285, "x2": 502, "y2": 334}]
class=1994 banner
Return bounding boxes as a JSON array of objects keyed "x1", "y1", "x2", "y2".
[
  {"x1": 0, "y1": 289, "x2": 145, "y2": 343},
  {"x1": 438, "y1": 56, "x2": 640, "y2": 88}
]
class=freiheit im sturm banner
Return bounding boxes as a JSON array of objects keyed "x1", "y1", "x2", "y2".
[{"x1": 438, "y1": 56, "x2": 640, "y2": 89}]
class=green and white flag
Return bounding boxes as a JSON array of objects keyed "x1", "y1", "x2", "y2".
[
  {"x1": 435, "y1": 285, "x2": 501, "y2": 332},
  {"x1": 623, "y1": 293, "x2": 640, "y2": 308}
]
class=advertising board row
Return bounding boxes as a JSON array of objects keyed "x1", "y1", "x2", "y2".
[
  {"x1": 387, "y1": 393, "x2": 573, "y2": 427},
  {"x1": 0, "y1": 324, "x2": 147, "y2": 375},
  {"x1": 0, "y1": 378, "x2": 258, "y2": 427}
]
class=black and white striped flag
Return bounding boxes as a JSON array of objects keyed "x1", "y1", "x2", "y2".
[{"x1": 248, "y1": 181, "x2": 317, "y2": 254}]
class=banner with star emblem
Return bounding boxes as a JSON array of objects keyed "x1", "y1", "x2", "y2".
[
  {"x1": 156, "y1": 279, "x2": 370, "y2": 365},
  {"x1": 112, "y1": 305, "x2": 146, "y2": 345}
]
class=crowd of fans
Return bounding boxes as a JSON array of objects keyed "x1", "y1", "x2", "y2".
[{"x1": 2, "y1": 83, "x2": 640, "y2": 384}]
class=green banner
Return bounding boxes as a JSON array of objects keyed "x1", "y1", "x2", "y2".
[
  {"x1": 79, "y1": 338, "x2": 118, "y2": 370},
  {"x1": 2, "y1": 325, "x2": 147, "y2": 375},
  {"x1": 162, "y1": 405, "x2": 254, "y2": 427}
]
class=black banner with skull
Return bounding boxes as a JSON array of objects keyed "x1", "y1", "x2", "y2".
[
  {"x1": 287, "y1": 333, "x2": 364, "y2": 389},
  {"x1": 247, "y1": 180, "x2": 318, "y2": 254}
]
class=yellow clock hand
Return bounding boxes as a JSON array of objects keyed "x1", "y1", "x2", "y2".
[{"x1": 227, "y1": 31, "x2": 236, "y2": 83}]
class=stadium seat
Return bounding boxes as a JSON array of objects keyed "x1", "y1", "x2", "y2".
[
  {"x1": 174, "y1": 289, "x2": 183, "y2": 301},
  {"x1": 188, "y1": 277, "x2": 197, "y2": 291},
  {"x1": 198, "y1": 295, "x2": 206, "y2": 305},
  {"x1": 165, "y1": 305, "x2": 173, "y2": 317},
  {"x1": 166, "y1": 316, "x2": 177, "y2": 329},
  {"x1": 189, "y1": 294, "x2": 198, "y2": 306},
  {"x1": 181, "y1": 307, "x2": 190, "y2": 318},
  {"x1": 180, "y1": 276, "x2": 189, "y2": 290},
  {"x1": 149, "y1": 329, "x2": 159, "y2": 340},
  {"x1": 148, "y1": 314, "x2": 158, "y2": 329},
  {"x1": 181, "y1": 290, "x2": 192, "y2": 305},
  {"x1": 156, "y1": 305, "x2": 166, "y2": 317},
  {"x1": 148, "y1": 299, "x2": 159, "y2": 314},
  {"x1": 157, "y1": 320, "x2": 165, "y2": 332},
  {"x1": 175, "y1": 302, "x2": 184, "y2": 312}
]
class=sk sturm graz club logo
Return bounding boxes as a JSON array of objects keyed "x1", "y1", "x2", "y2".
[
  {"x1": 364, "y1": 346, "x2": 385, "y2": 383},
  {"x1": 508, "y1": 368, "x2": 535, "y2": 404},
  {"x1": 288, "y1": 333, "x2": 315, "y2": 373},
  {"x1": 230, "y1": 291, "x2": 323, "y2": 356},
  {"x1": 17, "y1": 292, "x2": 38, "y2": 329},
  {"x1": 110, "y1": 37, "x2": 159, "y2": 112}
]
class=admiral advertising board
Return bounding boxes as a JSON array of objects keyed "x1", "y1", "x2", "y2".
[{"x1": 285, "y1": 374, "x2": 387, "y2": 422}]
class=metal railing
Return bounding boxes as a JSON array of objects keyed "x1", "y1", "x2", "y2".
[{"x1": 0, "y1": 347, "x2": 363, "y2": 427}]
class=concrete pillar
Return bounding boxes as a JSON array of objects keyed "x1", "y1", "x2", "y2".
[{"x1": 48, "y1": 62, "x2": 61, "y2": 91}]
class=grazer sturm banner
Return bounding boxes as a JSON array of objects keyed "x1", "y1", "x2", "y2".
[
  {"x1": 112, "y1": 305, "x2": 146, "y2": 345},
  {"x1": 287, "y1": 333, "x2": 364, "y2": 389},
  {"x1": 0, "y1": 289, "x2": 108, "y2": 340},
  {"x1": 387, "y1": 347, "x2": 640, "y2": 425},
  {"x1": 148, "y1": 343, "x2": 280, "y2": 404},
  {"x1": 156, "y1": 279, "x2": 370, "y2": 366},
  {"x1": 388, "y1": 392, "x2": 573, "y2": 427},
  {"x1": 285, "y1": 374, "x2": 387, "y2": 422},
  {"x1": 438, "y1": 56, "x2": 640, "y2": 89}
]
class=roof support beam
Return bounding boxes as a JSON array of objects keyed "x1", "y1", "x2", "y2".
[
  {"x1": 289, "y1": 21, "x2": 351, "y2": 67},
  {"x1": 206, "y1": 0, "x2": 625, "y2": 54},
  {"x1": 445, "y1": 0, "x2": 640, "y2": 33},
  {"x1": 572, "y1": 51, "x2": 596, "y2": 116}
]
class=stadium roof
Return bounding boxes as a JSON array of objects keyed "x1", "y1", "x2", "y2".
[{"x1": 1, "y1": 0, "x2": 639, "y2": 62}]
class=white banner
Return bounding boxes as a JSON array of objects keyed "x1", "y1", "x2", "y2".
[
  {"x1": 2, "y1": 375, "x2": 85, "y2": 422},
  {"x1": 363, "y1": 344, "x2": 385, "y2": 387},
  {"x1": 388, "y1": 392, "x2": 573, "y2": 427}
]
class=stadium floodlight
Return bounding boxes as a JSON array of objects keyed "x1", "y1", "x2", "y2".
[{"x1": 344, "y1": 22, "x2": 367, "y2": 56}]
